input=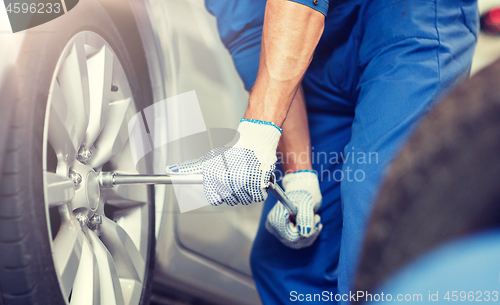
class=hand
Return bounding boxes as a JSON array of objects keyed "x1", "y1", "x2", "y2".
[
  {"x1": 266, "y1": 171, "x2": 322, "y2": 249},
  {"x1": 167, "y1": 119, "x2": 282, "y2": 206}
]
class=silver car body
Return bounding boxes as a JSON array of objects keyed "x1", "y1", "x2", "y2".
[{"x1": 140, "y1": 0, "x2": 262, "y2": 304}]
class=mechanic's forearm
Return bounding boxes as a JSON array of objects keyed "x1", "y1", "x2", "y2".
[
  {"x1": 244, "y1": 0, "x2": 324, "y2": 127},
  {"x1": 278, "y1": 85, "x2": 313, "y2": 173}
]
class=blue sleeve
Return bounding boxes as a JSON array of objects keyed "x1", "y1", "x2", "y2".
[
  {"x1": 205, "y1": 0, "x2": 329, "y2": 90},
  {"x1": 205, "y1": 0, "x2": 266, "y2": 90},
  {"x1": 288, "y1": 0, "x2": 329, "y2": 16}
]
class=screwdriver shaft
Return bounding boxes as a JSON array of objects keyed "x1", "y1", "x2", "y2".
[
  {"x1": 98, "y1": 172, "x2": 297, "y2": 218},
  {"x1": 114, "y1": 174, "x2": 203, "y2": 185}
]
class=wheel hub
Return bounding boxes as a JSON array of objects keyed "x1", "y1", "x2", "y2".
[
  {"x1": 70, "y1": 160, "x2": 101, "y2": 213},
  {"x1": 85, "y1": 170, "x2": 100, "y2": 210}
]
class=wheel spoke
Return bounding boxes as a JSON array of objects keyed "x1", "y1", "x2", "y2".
[
  {"x1": 44, "y1": 171, "x2": 76, "y2": 207},
  {"x1": 119, "y1": 279, "x2": 142, "y2": 305},
  {"x1": 84, "y1": 45, "x2": 114, "y2": 148},
  {"x1": 87, "y1": 230, "x2": 125, "y2": 305},
  {"x1": 57, "y1": 36, "x2": 90, "y2": 149},
  {"x1": 69, "y1": 232, "x2": 100, "y2": 305},
  {"x1": 48, "y1": 81, "x2": 79, "y2": 171},
  {"x1": 100, "y1": 184, "x2": 147, "y2": 208},
  {"x1": 89, "y1": 98, "x2": 132, "y2": 168},
  {"x1": 99, "y1": 217, "x2": 145, "y2": 282},
  {"x1": 52, "y1": 218, "x2": 84, "y2": 301}
]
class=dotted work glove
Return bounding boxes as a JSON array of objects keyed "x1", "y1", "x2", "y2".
[
  {"x1": 266, "y1": 170, "x2": 322, "y2": 249},
  {"x1": 167, "y1": 119, "x2": 282, "y2": 206}
]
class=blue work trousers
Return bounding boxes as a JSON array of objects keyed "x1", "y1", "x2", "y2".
[{"x1": 205, "y1": 0, "x2": 478, "y2": 303}]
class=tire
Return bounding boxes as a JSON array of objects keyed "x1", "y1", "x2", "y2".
[
  {"x1": 355, "y1": 58, "x2": 500, "y2": 295},
  {"x1": 0, "y1": 1, "x2": 155, "y2": 305}
]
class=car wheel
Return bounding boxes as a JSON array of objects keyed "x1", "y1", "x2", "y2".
[{"x1": 0, "y1": 1, "x2": 154, "y2": 305}]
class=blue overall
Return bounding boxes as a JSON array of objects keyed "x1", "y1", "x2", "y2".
[{"x1": 205, "y1": 0, "x2": 478, "y2": 304}]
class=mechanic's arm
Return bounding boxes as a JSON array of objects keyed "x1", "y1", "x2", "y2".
[
  {"x1": 255, "y1": 0, "x2": 324, "y2": 245},
  {"x1": 168, "y1": 0, "x2": 324, "y2": 210},
  {"x1": 278, "y1": 84, "x2": 313, "y2": 173},
  {"x1": 245, "y1": 0, "x2": 325, "y2": 127}
]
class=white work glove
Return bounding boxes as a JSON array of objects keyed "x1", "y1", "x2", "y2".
[
  {"x1": 167, "y1": 119, "x2": 281, "y2": 206},
  {"x1": 266, "y1": 171, "x2": 322, "y2": 249}
]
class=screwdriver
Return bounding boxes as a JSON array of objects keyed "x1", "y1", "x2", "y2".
[{"x1": 98, "y1": 171, "x2": 297, "y2": 222}]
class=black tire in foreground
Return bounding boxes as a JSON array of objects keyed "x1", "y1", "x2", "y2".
[
  {"x1": 0, "y1": 1, "x2": 155, "y2": 304},
  {"x1": 355, "y1": 59, "x2": 500, "y2": 296}
]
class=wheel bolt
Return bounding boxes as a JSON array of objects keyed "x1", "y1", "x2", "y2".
[
  {"x1": 77, "y1": 147, "x2": 93, "y2": 163},
  {"x1": 89, "y1": 214, "x2": 103, "y2": 225},
  {"x1": 88, "y1": 214, "x2": 103, "y2": 230},
  {"x1": 69, "y1": 171, "x2": 82, "y2": 186},
  {"x1": 76, "y1": 214, "x2": 89, "y2": 227}
]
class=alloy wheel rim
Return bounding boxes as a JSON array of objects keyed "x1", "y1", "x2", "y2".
[{"x1": 42, "y1": 31, "x2": 150, "y2": 305}]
